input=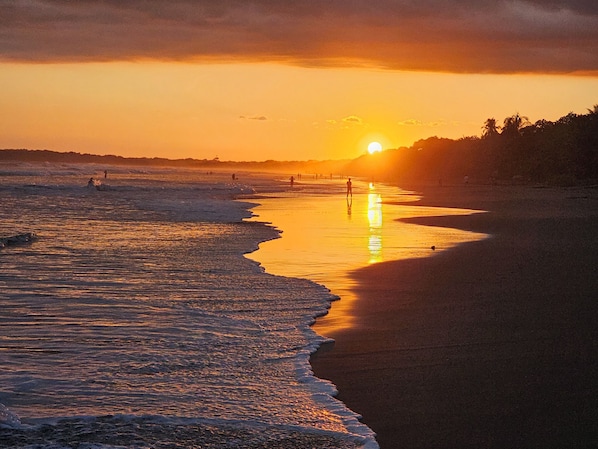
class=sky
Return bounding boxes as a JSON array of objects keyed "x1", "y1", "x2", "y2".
[{"x1": 1, "y1": 0, "x2": 597, "y2": 161}]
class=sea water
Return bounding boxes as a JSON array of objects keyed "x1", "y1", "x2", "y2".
[
  {"x1": 248, "y1": 178, "x2": 489, "y2": 334},
  {"x1": 0, "y1": 163, "x2": 374, "y2": 449}
]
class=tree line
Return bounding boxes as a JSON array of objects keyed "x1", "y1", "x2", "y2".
[{"x1": 346, "y1": 105, "x2": 598, "y2": 186}]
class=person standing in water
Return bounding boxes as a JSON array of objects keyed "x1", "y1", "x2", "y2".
[{"x1": 346, "y1": 177, "x2": 352, "y2": 197}]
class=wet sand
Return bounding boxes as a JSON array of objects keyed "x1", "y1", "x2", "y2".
[{"x1": 311, "y1": 184, "x2": 598, "y2": 449}]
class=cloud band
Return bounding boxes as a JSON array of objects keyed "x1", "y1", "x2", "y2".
[{"x1": 1, "y1": 0, "x2": 597, "y2": 74}]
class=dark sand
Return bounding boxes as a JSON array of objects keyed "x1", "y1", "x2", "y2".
[{"x1": 311, "y1": 184, "x2": 598, "y2": 449}]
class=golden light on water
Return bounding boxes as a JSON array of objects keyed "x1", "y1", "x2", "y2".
[
  {"x1": 367, "y1": 183, "x2": 383, "y2": 264},
  {"x1": 247, "y1": 178, "x2": 488, "y2": 335}
]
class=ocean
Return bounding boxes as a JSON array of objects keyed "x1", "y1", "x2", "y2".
[
  {"x1": 1, "y1": 162, "x2": 487, "y2": 449},
  {"x1": 0, "y1": 163, "x2": 377, "y2": 449}
]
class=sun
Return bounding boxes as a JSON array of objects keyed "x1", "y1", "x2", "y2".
[{"x1": 367, "y1": 141, "x2": 383, "y2": 154}]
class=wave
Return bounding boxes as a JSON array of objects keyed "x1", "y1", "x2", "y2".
[{"x1": 0, "y1": 413, "x2": 368, "y2": 449}]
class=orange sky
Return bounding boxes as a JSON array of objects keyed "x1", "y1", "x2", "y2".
[{"x1": 1, "y1": 1, "x2": 597, "y2": 161}]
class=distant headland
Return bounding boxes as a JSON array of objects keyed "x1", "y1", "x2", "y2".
[{"x1": 0, "y1": 149, "x2": 351, "y2": 178}]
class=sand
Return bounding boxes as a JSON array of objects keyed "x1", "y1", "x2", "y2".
[{"x1": 311, "y1": 184, "x2": 598, "y2": 449}]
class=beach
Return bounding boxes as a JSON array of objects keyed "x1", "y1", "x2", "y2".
[
  {"x1": 311, "y1": 183, "x2": 598, "y2": 448},
  {"x1": 2, "y1": 164, "x2": 597, "y2": 448}
]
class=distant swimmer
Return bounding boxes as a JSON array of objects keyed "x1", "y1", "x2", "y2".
[
  {"x1": 87, "y1": 177, "x2": 95, "y2": 187},
  {"x1": 346, "y1": 177, "x2": 352, "y2": 197}
]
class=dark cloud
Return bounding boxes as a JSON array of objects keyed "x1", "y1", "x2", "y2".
[{"x1": 1, "y1": 0, "x2": 597, "y2": 73}]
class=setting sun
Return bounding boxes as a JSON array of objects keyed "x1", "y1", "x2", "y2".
[{"x1": 368, "y1": 141, "x2": 383, "y2": 154}]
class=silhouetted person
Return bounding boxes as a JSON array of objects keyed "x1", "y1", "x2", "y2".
[
  {"x1": 88, "y1": 177, "x2": 94, "y2": 187},
  {"x1": 346, "y1": 177, "x2": 352, "y2": 197},
  {"x1": 104, "y1": 170, "x2": 108, "y2": 178},
  {"x1": 290, "y1": 176, "x2": 294, "y2": 187}
]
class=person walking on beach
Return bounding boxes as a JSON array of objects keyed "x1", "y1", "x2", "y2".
[
  {"x1": 346, "y1": 177, "x2": 352, "y2": 197},
  {"x1": 290, "y1": 176, "x2": 294, "y2": 187}
]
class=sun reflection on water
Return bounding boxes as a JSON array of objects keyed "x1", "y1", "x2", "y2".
[{"x1": 367, "y1": 184, "x2": 382, "y2": 264}]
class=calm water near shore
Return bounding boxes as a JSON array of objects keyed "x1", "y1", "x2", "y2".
[{"x1": 248, "y1": 178, "x2": 489, "y2": 335}]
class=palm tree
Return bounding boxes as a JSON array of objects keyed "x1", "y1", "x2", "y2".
[
  {"x1": 482, "y1": 118, "x2": 500, "y2": 138},
  {"x1": 501, "y1": 113, "x2": 530, "y2": 137}
]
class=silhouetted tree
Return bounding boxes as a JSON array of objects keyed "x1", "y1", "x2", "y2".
[
  {"x1": 501, "y1": 113, "x2": 530, "y2": 138},
  {"x1": 482, "y1": 118, "x2": 500, "y2": 138}
]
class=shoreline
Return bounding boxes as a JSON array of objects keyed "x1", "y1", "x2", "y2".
[{"x1": 311, "y1": 183, "x2": 598, "y2": 449}]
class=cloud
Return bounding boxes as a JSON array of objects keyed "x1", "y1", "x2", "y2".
[
  {"x1": 313, "y1": 115, "x2": 365, "y2": 129},
  {"x1": 398, "y1": 118, "x2": 474, "y2": 128},
  {"x1": 1, "y1": 0, "x2": 597, "y2": 74},
  {"x1": 342, "y1": 116, "x2": 364, "y2": 125},
  {"x1": 398, "y1": 119, "x2": 424, "y2": 126},
  {"x1": 240, "y1": 115, "x2": 268, "y2": 121}
]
